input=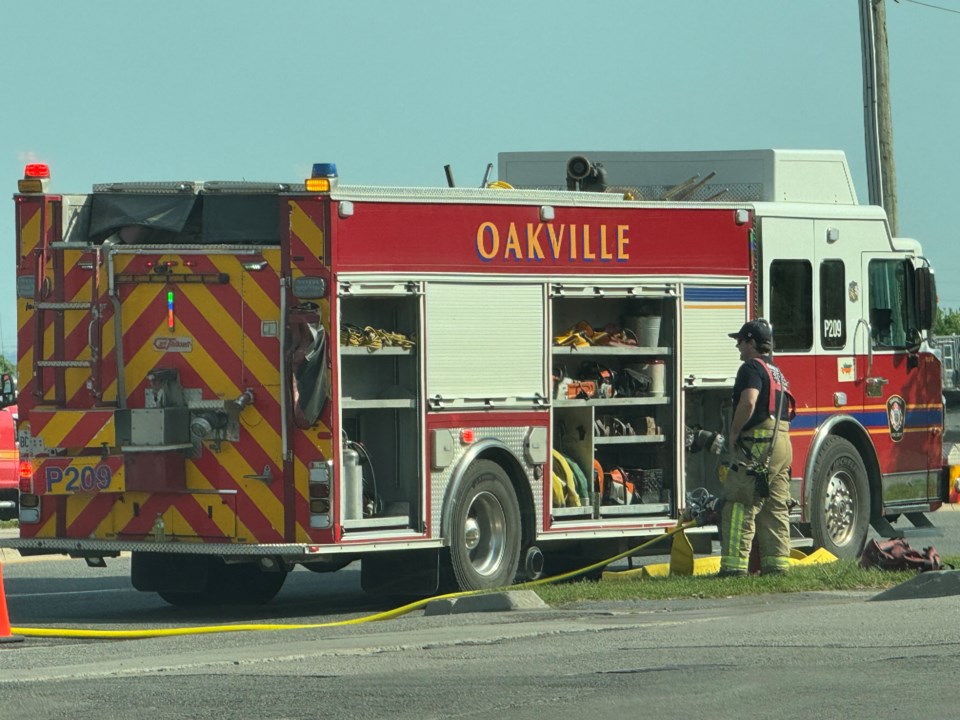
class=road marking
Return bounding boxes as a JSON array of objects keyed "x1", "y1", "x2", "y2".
[{"x1": 8, "y1": 588, "x2": 132, "y2": 598}]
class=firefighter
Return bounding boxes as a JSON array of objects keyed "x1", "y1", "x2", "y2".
[{"x1": 718, "y1": 319, "x2": 793, "y2": 577}]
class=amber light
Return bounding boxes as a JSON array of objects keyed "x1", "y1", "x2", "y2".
[{"x1": 305, "y1": 177, "x2": 331, "y2": 192}]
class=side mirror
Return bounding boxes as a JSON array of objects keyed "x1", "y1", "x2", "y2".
[
  {"x1": 907, "y1": 327, "x2": 922, "y2": 356},
  {"x1": 0, "y1": 372, "x2": 16, "y2": 409},
  {"x1": 916, "y1": 266, "x2": 937, "y2": 331}
]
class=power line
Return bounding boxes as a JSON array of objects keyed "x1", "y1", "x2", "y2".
[{"x1": 897, "y1": 0, "x2": 960, "y2": 15}]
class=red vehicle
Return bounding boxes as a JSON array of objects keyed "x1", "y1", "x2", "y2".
[
  {"x1": 2, "y1": 152, "x2": 946, "y2": 605},
  {"x1": 0, "y1": 373, "x2": 18, "y2": 520}
]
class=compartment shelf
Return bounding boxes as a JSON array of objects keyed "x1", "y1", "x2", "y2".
[
  {"x1": 341, "y1": 399, "x2": 417, "y2": 410},
  {"x1": 554, "y1": 396, "x2": 669, "y2": 407},
  {"x1": 551, "y1": 506, "x2": 594, "y2": 518},
  {"x1": 599, "y1": 503, "x2": 670, "y2": 516},
  {"x1": 594, "y1": 434, "x2": 665, "y2": 446},
  {"x1": 552, "y1": 346, "x2": 670, "y2": 356},
  {"x1": 341, "y1": 346, "x2": 414, "y2": 356},
  {"x1": 341, "y1": 515, "x2": 411, "y2": 531}
]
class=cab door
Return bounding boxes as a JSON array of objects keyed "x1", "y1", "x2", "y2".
[{"x1": 860, "y1": 252, "x2": 939, "y2": 506}]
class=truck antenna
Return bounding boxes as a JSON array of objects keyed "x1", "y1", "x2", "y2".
[{"x1": 480, "y1": 163, "x2": 493, "y2": 188}]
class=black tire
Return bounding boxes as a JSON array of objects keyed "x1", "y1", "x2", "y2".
[
  {"x1": 302, "y1": 558, "x2": 353, "y2": 574},
  {"x1": 209, "y1": 560, "x2": 287, "y2": 604},
  {"x1": 0, "y1": 490, "x2": 17, "y2": 521},
  {"x1": 157, "y1": 590, "x2": 210, "y2": 607},
  {"x1": 157, "y1": 559, "x2": 287, "y2": 606},
  {"x1": 448, "y1": 460, "x2": 522, "y2": 591},
  {"x1": 810, "y1": 436, "x2": 870, "y2": 560}
]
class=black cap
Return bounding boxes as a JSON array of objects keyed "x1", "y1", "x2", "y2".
[{"x1": 728, "y1": 319, "x2": 772, "y2": 344}]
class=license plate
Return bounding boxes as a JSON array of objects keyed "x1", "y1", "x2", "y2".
[{"x1": 40, "y1": 457, "x2": 125, "y2": 495}]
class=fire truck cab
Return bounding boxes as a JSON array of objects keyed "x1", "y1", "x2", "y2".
[{"x1": 4, "y1": 151, "x2": 943, "y2": 605}]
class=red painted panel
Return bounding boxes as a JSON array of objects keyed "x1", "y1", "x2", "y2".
[
  {"x1": 334, "y1": 203, "x2": 750, "y2": 275},
  {"x1": 425, "y1": 411, "x2": 549, "y2": 429}
]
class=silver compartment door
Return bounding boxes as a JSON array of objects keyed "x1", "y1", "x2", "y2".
[
  {"x1": 681, "y1": 284, "x2": 748, "y2": 387},
  {"x1": 425, "y1": 282, "x2": 545, "y2": 408}
]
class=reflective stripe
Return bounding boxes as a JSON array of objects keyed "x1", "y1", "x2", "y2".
[
  {"x1": 761, "y1": 556, "x2": 790, "y2": 571},
  {"x1": 721, "y1": 501, "x2": 749, "y2": 572}
]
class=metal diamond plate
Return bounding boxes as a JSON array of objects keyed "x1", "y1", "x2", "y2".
[{"x1": 429, "y1": 424, "x2": 543, "y2": 538}]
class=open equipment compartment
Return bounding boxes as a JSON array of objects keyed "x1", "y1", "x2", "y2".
[{"x1": 550, "y1": 284, "x2": 678, "y2": 521}]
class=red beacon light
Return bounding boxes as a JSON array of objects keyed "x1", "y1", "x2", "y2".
[
  {"x1": 24, "y1": 163, "x2": 50, "y2": 178},
  {"x1": 18, "y1": 163, "x2": 51, "y2": 193}
]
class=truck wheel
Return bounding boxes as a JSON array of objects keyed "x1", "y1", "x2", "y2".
[
  {"x1": 810, "y1": 436, "x2": 870, "y2": 560},
  {"x1": 448, "y1": 460, "x2": 521, "y2": 591},
  {"x1": 156, "y1": 559, "x2": 286, "y2": 606},
  {"x1": 208, "y1": 560, "x2": 287, "y2": 605},
  {"x1": 157, "y1": 590, "x2": 210, "y2": 607},
  {"x1": 0, "y1": 490, "x2": 17, "y2": 521}
]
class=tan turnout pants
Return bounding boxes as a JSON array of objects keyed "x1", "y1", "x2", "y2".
[{"x1": 719, "y1": 417, "x2": 792, "y2": 574}]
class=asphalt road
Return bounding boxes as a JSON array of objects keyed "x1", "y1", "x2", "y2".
[
  {"x1": 1, "y1": 564, "x2": 958, "y2": 720},
  {"x1": 2, "y1": 510, "x2": 960, "y2": 720}
]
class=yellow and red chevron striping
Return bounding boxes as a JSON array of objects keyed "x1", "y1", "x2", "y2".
[
  {"x1": 18, "y1": 199, "x2": 336, "y2": 546},
  {"x1": 287, "y1": 199, "x2": 326, "y2": 270},
  {"x1": 30, "y1": 409, "x2": 116, "y2": 450},
  {"x1": 16, "y1": 200, "x2": 44, "y2": 412}
]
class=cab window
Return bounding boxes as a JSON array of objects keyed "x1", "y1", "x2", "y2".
[
  {"x1": 868, "y1": 259, "x2": 915, "y2": 349},
  {"x1": 820, "y1": 260, "x2": 847, "y2": 350},
  {"x1": 770, "y1": 260, "x2": 813, "y2": 351}
]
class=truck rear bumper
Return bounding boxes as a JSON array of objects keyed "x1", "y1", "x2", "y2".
[{"x1": 0, "y1": 536, "x2": 442, "y2": 559}]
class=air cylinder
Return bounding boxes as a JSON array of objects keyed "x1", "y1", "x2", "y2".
[{"x1": 342, "y1": 446, "x2": 364, "y2": 520}]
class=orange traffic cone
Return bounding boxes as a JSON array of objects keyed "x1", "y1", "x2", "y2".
[{"x1": 0, "y1": 560, "x2": 25, "y2": 644}]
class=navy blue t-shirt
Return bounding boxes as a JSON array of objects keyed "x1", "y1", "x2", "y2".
[{"x1": 733, "y1": 356, "x2": 790, "y2": 430}]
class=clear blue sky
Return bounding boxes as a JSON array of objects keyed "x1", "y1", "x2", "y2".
[{"x1": 2, "y1": 0, "x2": 958, "y2": 362}]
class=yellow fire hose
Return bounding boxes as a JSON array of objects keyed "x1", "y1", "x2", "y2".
[{"x1": 8, "y1": 521, "x2": 697, "y2": 640}]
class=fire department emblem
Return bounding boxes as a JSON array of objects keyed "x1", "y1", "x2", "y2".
[
  {"x1": 886, "y1": 395, "x2": 905, "y2": 442},
  {"x1": 848, "y1": 281, "x2": 859, "y2": 302}
]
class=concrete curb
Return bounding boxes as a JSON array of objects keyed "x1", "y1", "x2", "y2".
[
  {"x1": 869, "y1": 570, "x2": 960, "y2": 601},
  {"x1": 424, "y1": 590, "x2": 548, "y2": 616}
]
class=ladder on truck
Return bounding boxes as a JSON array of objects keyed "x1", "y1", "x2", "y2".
[{"x1": 31, "y1": 243, "x2": 106, "y2": 406}]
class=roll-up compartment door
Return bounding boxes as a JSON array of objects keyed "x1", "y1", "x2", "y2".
[
  {"x1": 681, "y1": 285, "x2": 747, "y2": 385},
  {"x1": 425, "y1": 283, "x2": 545, "y2": 406}
]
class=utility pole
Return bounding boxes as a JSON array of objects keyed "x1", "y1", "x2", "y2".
[{"x1": 859, "y1": 0, "x2": 899, "y2": 235}]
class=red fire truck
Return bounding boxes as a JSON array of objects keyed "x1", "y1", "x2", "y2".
[
  {"x1": 0, "y1": 374, "x2": 18, "y2": 520},
  {"x1": 3, "y1": 151, "x2": 945, "y2": 604}
]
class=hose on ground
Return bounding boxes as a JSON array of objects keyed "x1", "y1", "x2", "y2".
[{"x1": 10, "y1": 520, "x2": 697, "y2": 640}]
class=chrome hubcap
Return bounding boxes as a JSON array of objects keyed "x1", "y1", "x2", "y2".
[
  {"x1": 464, "y1": 518, "x2": 481, "y2": 551},
  {"x1": 463, "y1": 490, "x2": 506, "y2": 577},
  {"x1": 824, "y1": 470, "x2": 856, "y2": 546}
]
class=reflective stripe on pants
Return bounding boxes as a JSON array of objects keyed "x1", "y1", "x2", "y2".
[{"x1": 720, "y1": 418, "x2": 792, "y2": 573}]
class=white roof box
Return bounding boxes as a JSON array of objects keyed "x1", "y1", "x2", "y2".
[{"x1": 498, "y1": 149, "x2": 858, "y2": 205}]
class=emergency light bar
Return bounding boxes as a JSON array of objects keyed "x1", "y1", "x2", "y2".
[
  {"x1": 306, "y1": 162, "x2": 338, "y2": 193},
  {"x1": 18, "y1": 163, "x2": 50, "y2": 193}
]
